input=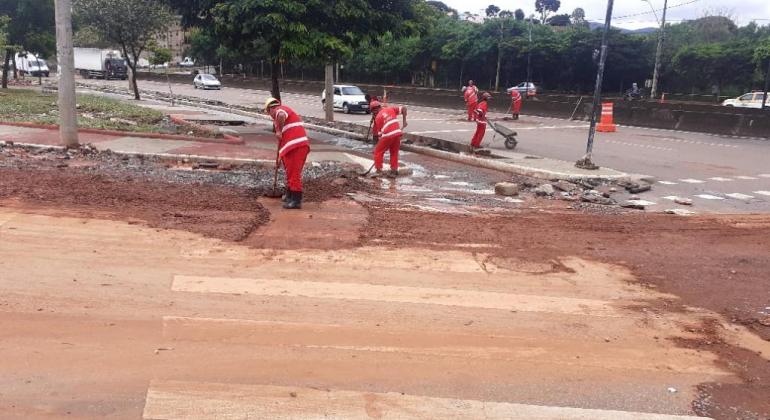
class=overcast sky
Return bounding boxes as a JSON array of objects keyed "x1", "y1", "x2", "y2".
[{"x1": 440, "y1": 0, "x2": 770, "y2": 29}]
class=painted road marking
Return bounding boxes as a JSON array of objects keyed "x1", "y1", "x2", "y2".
[
  {"x1": 735, "y1": 176, "x2": 759, "y2": 180},
  {"x1": 726, "y1": 193, "x2": 754, "y2": 200},
  {"x1": 708, "y1": 177, "x2": 733, "y2": 182},
  {"x1": 695, "y1": 194, "x2": 725, "y2": 200},
  {"x1": 143, "y1": 381, "x2": 711, "y2": 420},
  {"x1": 627, "y1": 199, "x2": 657, "y2": 206},
  {"x1": 680, "y1": 179, "x2": 705, "y2": 184},
  {"x1": 658, "y1": 181, "x2": 678, "y2": 185},
  {"x1": 759, "y1": 174, "x2": 770, "y2": 178},
  {"x1": 411, "y1": 129, "x2": 471, "y2": 134},
  {"x1": 754, "y1": 191, "x2": 770, "y2": 197},
  {"x1": 171, "y1": 275, "x2": 623, "y2": 317}
]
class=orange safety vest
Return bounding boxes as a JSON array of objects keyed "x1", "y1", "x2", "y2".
[
  {"x1": 273, "y1": 105, "x2": 309, "y2": 157},
  {"x1": 475, "y1": 101, "x2": 488, "y2": 124},
  {"x1": 373, "y1": 106, "x2": 403, "y2": 140}
]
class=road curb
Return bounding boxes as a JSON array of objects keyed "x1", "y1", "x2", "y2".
[{"x1": 0, "y1": 121, "x2": 244, "y2": 145}]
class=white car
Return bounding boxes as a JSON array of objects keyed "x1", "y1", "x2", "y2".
[
  {"x1": 321, "y1": 85, "x2": 370, "y2": 114},
  {"x1": 722, "y1": 92, "x2": 767, "y2": 109},
  {"x1": 179, "y1": 57, "x2": 195, "y2": 68},
  {"x1": 193, "y1": 74, "x2": 221, "y2": 90},
  {"x1": 506, "y1": 82, "x2": 538, "y2": 97}
]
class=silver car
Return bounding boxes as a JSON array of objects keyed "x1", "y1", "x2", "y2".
[
  {"x1": 193, "y1": 74, "x2": 222, "y2": 90},
  {"x1": 506, "y1": 82, "x2": 538, "y2": 97}
]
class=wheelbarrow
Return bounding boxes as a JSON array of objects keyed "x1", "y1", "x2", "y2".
[{"x1": 486, "y1": 119, "x2": 519, "y2": 150}]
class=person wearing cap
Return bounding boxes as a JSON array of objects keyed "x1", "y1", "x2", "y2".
[
  {"x1": 463, "y1": 80, "x2": 478, "y2": 121},
  {"x1": 370, "y1": 99, "x2": 408, "y2": 178},
  {"x1": 264, "y1": 97, "x2": 310, "y2": 209},
  {"x1": 470, "y1": 92, "x2": 491, "y2": 151}
]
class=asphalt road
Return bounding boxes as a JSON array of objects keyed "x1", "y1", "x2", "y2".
[{"x1": 85, "y1": 78, "x2": 770, "y2": 214}]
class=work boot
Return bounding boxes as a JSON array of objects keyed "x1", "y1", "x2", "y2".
[
  {"x1": 386, "y1": 169, "x2": 399, "y2": 178},
  {"x1": 283, "y1": 191, "x2": 302, "y2": 209},
  {"x1": 368, "y1": 169, "x2": 384, "y2": 178}
]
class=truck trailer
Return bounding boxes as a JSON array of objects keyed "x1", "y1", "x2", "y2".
[{"x1": 74, "y1": 48, "x2": 128, "y2": 80}]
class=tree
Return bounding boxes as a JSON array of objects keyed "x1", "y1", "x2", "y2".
[
  {"x1": 0, "y1": 0, "x2": 56, "y2": 57},
  {"x1": 0, "y1": 15, "x2": 9, "y2": 88},
  {"x1": 514, "y1": 9, "x2": 525, "y2": 21},
  {"x1": 486, "y1": 5, "x2": 501, "y2": 18},
  {"x1": 548, "y1": 14, "x2": 570, "y2": 27},
  {"x1": 427, "y1": 1, "x2": 458, "y2": 19},
  {"x1": 150, "y1": 46, "x2": 172, "y2": 66},
  {"x1": 571, "y1": 8, "x2": 587, "y2": 28},
  {"x1": 535, "y1": 0, "x2": 561, "y2": 24},
  {"x1": 74, "y1": 0, "x2": 173, "y2": 100}
]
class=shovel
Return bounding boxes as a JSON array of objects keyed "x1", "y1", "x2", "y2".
[{"x1": 263, "y1": 147, "x2": 283, "y2": 198}]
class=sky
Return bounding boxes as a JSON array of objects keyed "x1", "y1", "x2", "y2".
[{"x1": 440, "y1": 0, "x2": 770, "y2": 30}]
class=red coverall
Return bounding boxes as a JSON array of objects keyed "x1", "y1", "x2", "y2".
[
  {"x1": 273, "y1": 105, "x2": 310, "y2": 192},
  {"x1": 372, "y1": 106, "x2": 404, "y2": 171},
  {"x1": 510, "y1": 89, "x2": 522, "y2": 119},
  {"x1": 470, "y1": 100, "x2": 488, "y2": 148},
  {"x1": 464, "y1": 86, "x2": 478, "y2": 121}
]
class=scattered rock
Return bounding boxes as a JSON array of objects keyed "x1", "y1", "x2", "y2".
[
  {"x1": 581, "y1": 192, "x2": 615, "y2": 205},
  {"x1": 621, "y1": 201, "x2": 646, "y2": 210},
  {"x1": 551, "y1": 180, "x2": 578, "y2": 192},
  {"x1": 663, "y1": 208, "x2": 696, "y2": 216},
  {"x1": 627, "y1": 183, "x2": 652, "y2": 194},
  {"x1": 667, "y1": 387, "x2": 678, "y2": 394},
  {"x1": 495, "y1": 182, "x2": 520, "y2": 197},
  {"x1": 674, "y1": 197, "x2": 693, "y2": 206},
  {"x1": 533, "y1": 184, "x2": 555, "y2": 197}
]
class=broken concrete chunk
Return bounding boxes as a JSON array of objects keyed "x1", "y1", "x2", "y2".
[
  {"x1": 627, "y1": 183, "x2": 652, "y2": 194},
  {"x1": 551, "y1": 180, "x2": 579, "y2": 192},
  {"x1": 495, "y1": 182, "x2": 520, "y2": 197},
  {"x1": 621, "y1": 201, "x2": 646, "y2": 210},
  {"x1": 674, "y1": 197, "x2": 693, "y2": 206},
  {"x1": 533, "y1": 184, "x2": 555, "y2": 197}
]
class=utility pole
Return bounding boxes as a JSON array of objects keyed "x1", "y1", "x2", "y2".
[
  {"x1": 648, "y1": 0, "x2": 668, "y2": 99},
  {"x1": 526, "y1": 15, "x2": 533, "y2": 91},
  {"x1": 576, "y1": 0, "x2": 614, "y2": 170},
  {"x1": 762, "y1": 57, "x2": 769, "y2": 110},
  {"x1": 324, "y1": 62, "x2": 334, "y2": 122},
  {"x1": 54, "y1": 0, "x2": 79, "y2": 147}
]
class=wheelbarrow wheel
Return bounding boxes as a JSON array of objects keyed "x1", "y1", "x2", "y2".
[{"x1": 504, "y1": 138, "x2": 518, "y2": 150}]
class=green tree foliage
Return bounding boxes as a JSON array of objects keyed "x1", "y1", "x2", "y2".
[
  {"x1": 0, "y1": 0, "x2": 55, "y2": 57},
  {"x1": 535, "y1": 0, "x2": 561, "y2": 25},
  {"x1": 74, "y1": 0, "x2": 173, "y2": 100},
  {"x1": 547, "y1": 14, "x2": 570, "y2": 27},
  {"x1": 485, "y1": 5, "x2": 500, "y2": 18},
  {"x1": 150, "y1": 46, "x2": 172, "y2": 66}
]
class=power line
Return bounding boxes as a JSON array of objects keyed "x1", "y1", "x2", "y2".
[{"x1": 589, "y1": 0, "x2": 700, "y2": 22}]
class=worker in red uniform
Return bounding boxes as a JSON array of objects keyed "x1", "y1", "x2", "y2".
[
  {"x1": 510, "y1": 88, "x2": 522, "y2": 120},
  {"x1": 463, "y1": 80, "x2": 478, "y2": 121},
  {"x1": 470, "y1": 92, "x2": 491, "y2": 151},
  {"x1": 370, "y1": 99, "x2": 408, "y2": 178},
  {"x1": 265, "y1": 97, "x2": 310, "y2": 209}
]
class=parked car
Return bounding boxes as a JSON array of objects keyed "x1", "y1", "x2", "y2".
[
  {"x1": 321, "y1": 85, "x2": 370, "y2": 114},
  {"x1": 722, "y1": 92, "x2": 767, "y2": 109},
  {"x1": 179, "y1": 57, "x2": 195, "y2": 68},
  {"x1": 193, "y1": 73, "x2": 221, "y2": 90},
  {"x1": 506, "y1": 82, "x2": 538, "y2": 97}
]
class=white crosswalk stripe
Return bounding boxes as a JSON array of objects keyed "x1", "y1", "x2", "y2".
[
  {"x1": 725, "y1": 193, "x2": 754, "y2": 200},
  {"x1": 754, "y1": 191, "x2": 770, "y2": 197},
  {"x1": 734, "y1": 176, "x2": 758, "y2": 180},
  {"x1": 695, "y1": 194, "x2": 725, "y2": 200},
  {"x1": 708, "y1": 177, "x2": 733, "y2": 182},
  {"x1": 679, "y1": 179, "x2": 705, "y2": 184}
]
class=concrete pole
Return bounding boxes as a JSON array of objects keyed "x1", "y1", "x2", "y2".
[
  {"x1": 762, "y1": 58, "x2": 770, "y2": 110},
  {"x1": 54, "y1": 0, "x2": 79, "y2": 147},
  {"x1": 576, "y1": 0, "x2": 614, "y2": 169},
  {"x1": 324, "y1": 62, "x2": 334, "y2": 122},
  {"x1": 650, "y1": 0, "x2": 668, "y2": 99}
]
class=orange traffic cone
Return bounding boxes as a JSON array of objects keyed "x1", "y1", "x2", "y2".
[{"x1": 596, "y1": 102, "x2": 617, "y2": 132}]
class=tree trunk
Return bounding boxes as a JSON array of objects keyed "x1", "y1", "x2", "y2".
[
  {"x1": 129, "y1": 64, "x2": 140, "y2": 100},
  {"x1": 1, "y1": 49, "x2": 10, "y2": 88},
  {"x1": 11, "y1": 53, "x2": 17, "y2": 79},
  {"x1": 494, "y1": 46, "x2": 502, "y2": 92},
  {"x1": 54, "y1": 0, "x2": 79, "y2": 147},
  {"x1": 270, "y1": 58, "x2": 281, "y2": 101},
  {"x1": 324, "y1": 62, "x2": 334, "y2": 122}
]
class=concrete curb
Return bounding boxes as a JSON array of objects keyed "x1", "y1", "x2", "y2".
[
  {"x1": 167, "y1": 115, "x2": 244, "y2": 144},
  {"x1": 0, "y1": 121, "x2": 244, "y2": 145},
  {"x1": 76, "y1": 84, "x2": 634, "y2": 181},
  {"x1": 0, "y1": 140, "x2": 274, "y2": 167}
]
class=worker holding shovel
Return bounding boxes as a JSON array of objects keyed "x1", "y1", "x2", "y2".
[
  {"x1": 369, "y1": 99, "x2": 408, "y2": 178},
  {"x1": 265, "y1": 98, "x2": 310, "y2": 209}
]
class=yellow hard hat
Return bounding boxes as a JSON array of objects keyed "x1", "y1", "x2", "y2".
[{"x1": 264, "y1": 97, "x2": 280, "y2": 112}]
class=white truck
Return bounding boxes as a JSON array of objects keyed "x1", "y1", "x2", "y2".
[
  {"x1": 14, "y1": 53, "x2": 50, "y2": 77},
  {"x1": 74, "y1": 48, "x2": 128, "y2": 80}
]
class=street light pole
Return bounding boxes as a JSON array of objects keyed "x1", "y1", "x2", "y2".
[
  {"x1": 526, "y1": 15, "x2": 533, "y2": 91},
  {"x1": 649, "y1": 0, "x2": 668, "y2": 99},
  {"x1": 762, "y1": 57, "x2": 769, "y2": 110},
  {"x1": 54, "y1": 0, "x2": 79, "y2": 147},
  {"x1": 575, "y1": 0, "x2": 614, "y2": 170}
]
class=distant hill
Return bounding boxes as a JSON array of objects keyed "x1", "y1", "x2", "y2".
[{"x1": 587, "y1": 21, "x2": 657, "y2": 34}]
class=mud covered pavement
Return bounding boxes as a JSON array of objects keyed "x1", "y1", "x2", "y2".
[{"x1": 1, "y1": 144, "x2": 768, "y2": 420}]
